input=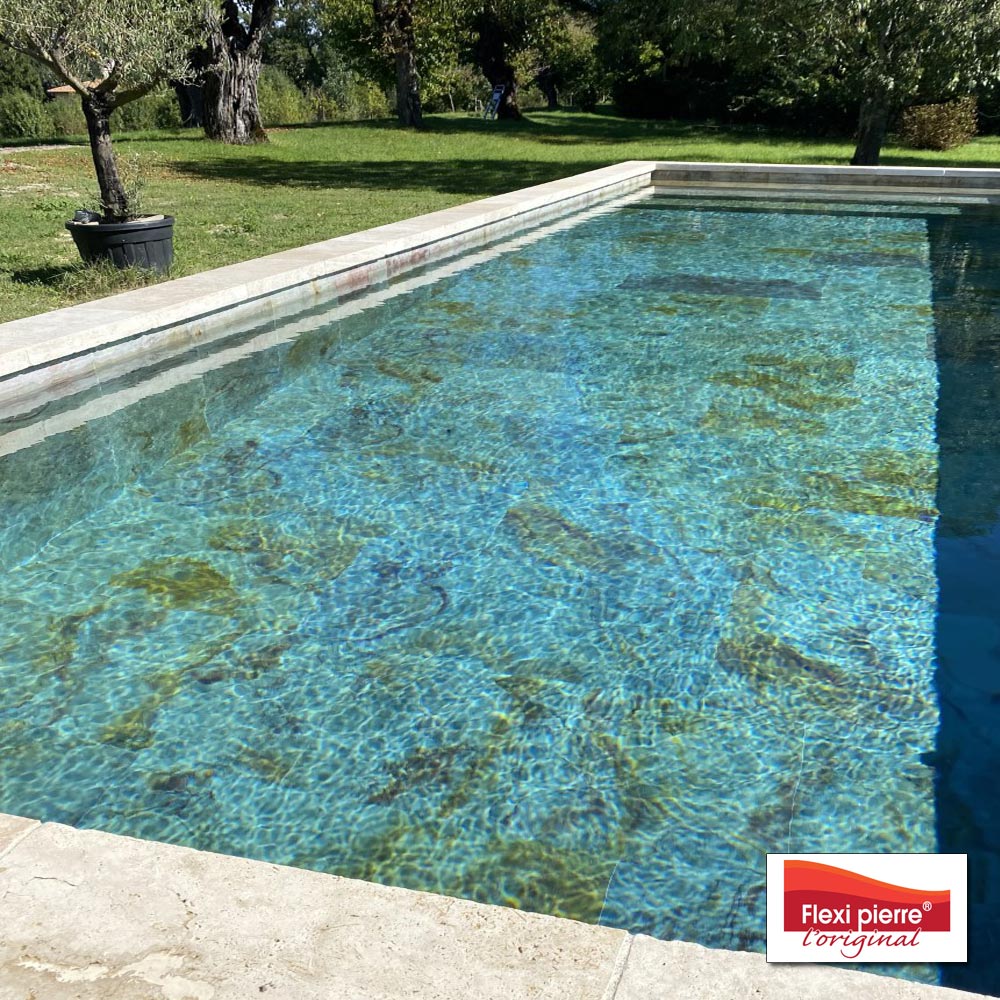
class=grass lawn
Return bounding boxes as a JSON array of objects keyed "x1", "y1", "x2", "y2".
[{"x1": 4, "y1": 109, "x2": 1000, "y2": 323}]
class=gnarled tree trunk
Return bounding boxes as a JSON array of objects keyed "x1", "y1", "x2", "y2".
[
  {"x1": 394, "y1": 46, "x2": 422, "y2": 127},
  {"x1": 82, "y1": 94, "x2": 128, "y2": 220},
  {"x1": 200, "y1": 0, "x2": 275, "y2": 144},
  {"x1": 472, "y1": 13, "x2": 521, "y2": 120},
  {"x1": 172, "y1": 81, "x2": 204, "y2": 127},
  {"x1": 375, "y1": 0, "x2": 422, "y2": 128},
  {"x1": 851, "y1": 92, "x2": 891, "y2": 166},
  {"x1": 536, "y1": 67, "x2": 558, "y2": 110}
]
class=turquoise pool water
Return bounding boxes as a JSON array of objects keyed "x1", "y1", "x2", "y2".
[{"x1": 1, "y1": 193, "x2": 994, "y2": 988}]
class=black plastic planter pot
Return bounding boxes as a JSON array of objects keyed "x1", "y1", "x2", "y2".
[{"x1": 65, "y1": 215, "x2": 174, "y2": 274}]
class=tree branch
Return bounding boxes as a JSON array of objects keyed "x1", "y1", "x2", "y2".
[
  {"x1": 221, "y1": 0, "x2": 250, "y2": 48},
  {"x1": 12, "y1": 33, "x2": 92, "y2": 96},
  {"x1": 111, "y1": 77, "x2": 161, "y2": 108},
  {"x1": 96, "y1": 59, "x2": 122, "y2": 94},
  {"x1": 248, "y1": 0, "x2": 277, "y2": 42}
]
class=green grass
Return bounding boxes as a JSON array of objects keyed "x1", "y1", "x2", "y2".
[{"x1": 4, "y1": 109, "x2": 1000, "y2": 323}]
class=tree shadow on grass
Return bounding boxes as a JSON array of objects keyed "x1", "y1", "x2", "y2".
[
  {"x1": 7, "y1": 264, "x2": 81, "y2": 285},
  {"x1": 261, "y1": 111, "x2": 845, "y2": 148},
  {"x1": 168, "y1": 155, "x2": 608, "y2": 197}
]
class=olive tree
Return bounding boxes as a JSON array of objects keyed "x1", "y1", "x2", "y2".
[
  {"x1": 198, "y1": 0, "x2": 278, "y2": 143},
  {"x1": 0, "y1": 0, "x2": 204, "y2": 219},
  {"x1": 322, "y1": 0, "x2": 461, "y2": 127}
]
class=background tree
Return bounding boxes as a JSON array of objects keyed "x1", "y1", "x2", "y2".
[
  {"x1": 322, "y1": 0, "x2": 461, "y2": 124},
  {"x1": 373, "y1": 0, "x2": 421, "y2": 126},
  {"x1": 598, "y1": 0, "x2": 727, "y2": 119},
  {"x1": 466, "y1": 0, "x2": 560, "y2": 119},
  {"x1": 265, "y1": 0, "x2": 334, "y2": 90},
  {"x1": 616, "y1": 0, "x2": 1000, "y2": 164},
  {"x1": 728, "y1": 0, "x2": 1000, "y2": 164},
  {"x1": 0, "y1": 0, "x2": 202, "y2": 219},
  {"x1": 199, "y1": 0, "x2": 278, "y2": 143},
  {"x1": 592, "y1": 0, "x2": 1000, "y2": 145},
  {"x1": 527, "y1": 9, "x2": 600, "y2": 110},
  {"x1": 0, "y1": 44, "x2": 46, "y2": 97}
]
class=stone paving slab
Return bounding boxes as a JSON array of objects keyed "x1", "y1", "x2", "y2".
[
  {"x1": 0, "y1": 816, "x2": 988, "y2": 1000},
  {"x1": 615, "y1": 936, "x2": 982, "y2": 1000},
  {"x1": 0, "y1": 819, "x2": 627, "y2": 1000},
  {"x1": 0, "y1": 814, "x2": 38, "y2": 860}
]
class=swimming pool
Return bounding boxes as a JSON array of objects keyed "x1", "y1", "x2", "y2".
[{"x1": 1, "y1": 189, "x2": 996, "y2": 993}]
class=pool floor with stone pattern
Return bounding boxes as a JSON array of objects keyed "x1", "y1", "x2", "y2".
[{"x1": 2, "y1": 193, "x2": 998, "y2": 993}]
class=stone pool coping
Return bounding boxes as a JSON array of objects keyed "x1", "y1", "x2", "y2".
[
  {"x1": 4, "y1": 158, "x2": 1000, "y2": 402},
  {"x1": 0, "y1": 813, "x2": 984, "y2": 999}
]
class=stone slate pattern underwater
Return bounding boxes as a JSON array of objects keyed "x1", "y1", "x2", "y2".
[{"x1": 0, "y1": 195, "x2": 946, "y2": 984}]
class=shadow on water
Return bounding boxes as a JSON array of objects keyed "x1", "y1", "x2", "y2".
[{"x1": 929, "y1": 207, "x2": 1000, "y2": 996}]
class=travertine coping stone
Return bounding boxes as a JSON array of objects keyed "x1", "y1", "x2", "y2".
[
  {"x1": 0, "y1": 813, "x2": 38, "y2": 860},
  {"x1": 0, "y1": 819, "x2": 626, "y2": 1000},
  {"x1": 0, "y1": 160, "x2": 655, "y2": 384},
  {"x1": 0, "y1": 816, "x2": 987, "y2": 1000},
  {"x1": 614, "y1": 937, "x2": 983, "y2": 1000},
  {"x1": 6, "y1": 158, "x2": 1000, "y2": 395},
  {"x1": 651, "y1": 161, "x2": 1000, "y2": 187}
]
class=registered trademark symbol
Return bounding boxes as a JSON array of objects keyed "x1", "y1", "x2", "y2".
[{"x1": 923, "y1": 901, "x2": 932, "y2": 911}]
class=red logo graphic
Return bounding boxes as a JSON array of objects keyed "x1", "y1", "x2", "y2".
[
  {"x1": 784, "y1": 860, "x2": 950, "y2": 936},
  {"x1": 767, "y1": 854, "x2": 966, "y2": 963}
]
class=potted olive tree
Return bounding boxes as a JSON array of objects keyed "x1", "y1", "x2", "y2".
[{"x1": 0, "y1": 1, "x2": 205, "y2": 272}]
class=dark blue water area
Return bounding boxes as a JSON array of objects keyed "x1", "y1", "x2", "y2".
[{"x1": 929, "y1": 209, "x2": 1000, "y2": 996}]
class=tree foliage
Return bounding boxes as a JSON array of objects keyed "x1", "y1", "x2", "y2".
[
  {"x1": 0, "y1": 43, "x2": 46, "y2": 96},
  {"x1": 322, "y1": 0, "x2": 463, "y2": 115},
  {"x1": 265, "y1": 0, "x2": 337, "y2": 90},
  {"x1": 602, "y1": 0, "x2": 1000, "y2": 163},
  {"x1": 0, "y1": 0, "x2": 204, "y2": 218},
  {"x1": 321, "y1": 0, "x2": 599, "y2": 119},
  {"x1": 735, "y1": 0, "x2": 1000, "y2": 162},
  {"x1": 466, "y1": 0, "x2": 561, "y2": 117},
  {"x1": 373, "y1": 0, "x2": 423, "y2": 126},
  {"x1": 0, "y1": 0, "x2": 201, "y2": 105},
  {"x1": 522, "y1": 9, "x2": 600, "y2": 109}
]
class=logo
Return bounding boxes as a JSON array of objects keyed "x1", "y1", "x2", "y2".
[{"x1": 766, "y1": 854, "x2": 967, "y2": 962}]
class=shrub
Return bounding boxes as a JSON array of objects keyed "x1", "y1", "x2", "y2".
[
  {"x1": 315, "y1": 61, "x2": 391, "y2": 121},
  {"x1": 343, "y1": 78, "x2": 390, "y2": 120},
  {"x1": 423, "y1": 65, "x2": 483, "y2": 114},
  {"x1": 517, "y1": 84, "x2": 548, "y2": 111},
  {"x1": 258, "y1": 65, "x2": 311, "y2": 125},
  {"x1": 48, "y1": 96, "x2": 86, "y2": 135},
  {"x1": 900, "y1": 97, "x2": 978, "y2": 150},
  {"x1": 0, "y1": 90, "x2": 52, "y2": 139},
  {"x1": 571, "y1": 83, "x2": 601, "y2": 112},
  {"x1": 111, "y1": 89, "x2": 180, "y2": 132},
  {"x1": 154, "y1": 91, "x2": 183, "y2": 129}
]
